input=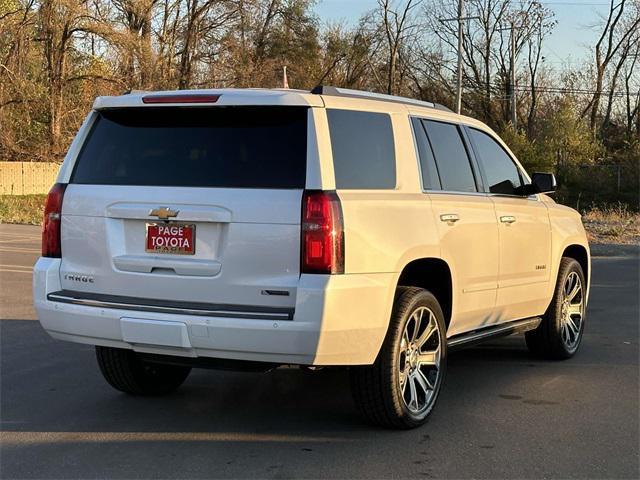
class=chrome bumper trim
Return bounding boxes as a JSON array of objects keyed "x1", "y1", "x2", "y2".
[{"x1": 47, "y1": 290, "x2": 293, "y2": 321}]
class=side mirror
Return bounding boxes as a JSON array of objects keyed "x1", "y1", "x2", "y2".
[{"x1": 525, "y1": 172, "x2": 556, "y2": 195}]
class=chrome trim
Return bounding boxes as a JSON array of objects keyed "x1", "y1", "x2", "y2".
[
  {"x1": 425, "y1": 189, "x2": 540, "y2": 201},
  {"x1": 448, "y1": 317, "x2": 542, "y2": 349},
  {"x1": 47, "y1": 291, "x2": 293, "y2": 321},
  {"x1": 440, "y1": 213, "x2": 460, "y2": 223},
  {"x1": 426, "y1": 190, "x2": 487, "y2": 198}
]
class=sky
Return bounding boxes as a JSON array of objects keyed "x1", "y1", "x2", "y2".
[{"x1": 313, "y1": 0, "x2": 611, "y2": 66}]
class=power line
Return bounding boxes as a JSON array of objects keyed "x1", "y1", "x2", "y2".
[
  {"x1": 513, "y1": 85, "x2": 639, "y2": 96},
  {"x1": 440, "y1": 1, "x2": 612, "y2": 7},
  {"x1": 463, "y1": 82, "x2": 640, "y2": 96},
  {"x1": 525, "y1": 2, "x2": 610, "y2": 5}
]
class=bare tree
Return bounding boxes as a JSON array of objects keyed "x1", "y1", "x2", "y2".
[
  {"x1": 582, "y1": 0, "x2": 640, "y2": 133},
  {"x1": 377, "y1": 0, "x2": 420, "y2": 95},
  {"x1": 523, "y1": 2, "x2": 555, "y2": 137},
  {"x1": 602, "y1": 35, "x2": 639, "y2": 129},
  {"x1": 622, "y1": 43, "x2": 640, "y2": 138},
  {"x1": 37, "y1": 0, "x2": 102, "y2": 153},
  {"x1": 111, "y1": 0, "x2": 159, "y2": 88}
]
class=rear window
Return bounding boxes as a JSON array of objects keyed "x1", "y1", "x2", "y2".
[
  {"x1": 327, "y1": 109, "x2": 396, "y2": 189},
  {"x1": 71, "y1": 107, "x2": 308, "y2": 189}
]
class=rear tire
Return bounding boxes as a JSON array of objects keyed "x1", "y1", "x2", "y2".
[
  {"x1": 526, "y1": 258, "x2": 586, "y2": 360},
  {"x1": 95, "y1": 346, "x2": 191, "y2": 395},
  {"x1": 350, "y1": 287, "x2": 447, "y2": 429}
]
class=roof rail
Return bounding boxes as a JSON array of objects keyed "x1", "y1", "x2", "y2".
[{"x1": 310, "y1": 85, "x2": 453, "y2": 113}]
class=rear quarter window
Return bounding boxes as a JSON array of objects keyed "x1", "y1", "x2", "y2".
[
  {"x1": 71, "y1": 107, "x2": 308, "y2": 189},
  {"x1": 327, "y1": 109, "x2": 396, "y2": 189}
]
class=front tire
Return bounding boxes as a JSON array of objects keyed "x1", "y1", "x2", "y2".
[
  {"x1": 95, "y1": 346, "x2": 191, "y2": 395},
  {"x1": 350, "y1": 287, "x2": 447, "y2": 429},
  {"x1": 526, "y1": 257, "x2": 586, "y2": 359}
]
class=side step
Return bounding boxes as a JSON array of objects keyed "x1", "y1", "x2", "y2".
[{"x1": 447, "y1": 317, "x2": 542, "y2": 351}]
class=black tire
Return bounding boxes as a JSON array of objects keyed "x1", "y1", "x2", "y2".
[
  {"x1": 95, "y1": 346, "x2": 191, "y2": 395},
  {"x1": 526, "y1": 257, "x2": 586, "y2": 360},
  {"x1": 350, "y1": 287, "x2": 447, "y2": 429}
]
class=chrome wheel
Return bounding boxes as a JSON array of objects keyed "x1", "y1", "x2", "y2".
[
  {"x1": 560, "y1": 271, "x2": 584, "y2": 352},
  {"x1": 398, "y1": 306, "x2": 442, "y2": 415}
]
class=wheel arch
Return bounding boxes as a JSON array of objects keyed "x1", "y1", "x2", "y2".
[
  {"x1": 395, "y1": 257, "x2": 453, "y2": 331},
  {"x1": 562, "y1": 244, "x2": 590, "y2": 285}
]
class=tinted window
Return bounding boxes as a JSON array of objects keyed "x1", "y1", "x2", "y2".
[
  {"x1": 411, "y1": 118, "x2": 441, "y2": 190},
  {"x1": 469, "y1": 128, "x2": 523, "y2": 195},
  {"x1": 327, "y1": 109, "x2": 396, "y2": 189},
  {"x1": 423, "y1": 120, "x2": 477, "y2": 192},
  {"x1": 71, "y1": 107, "x2": 307, "y2": 188}
]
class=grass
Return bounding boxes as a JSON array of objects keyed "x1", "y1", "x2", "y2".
[
  {"x1": 1, "y1": 194, "x2": 638, "y2": 245},
  {"x1": 0, "y1": 194, "x2": 46, "y2": 225},
  {"x1": 582, "y1": 203, "x2": 640, "y2": 245}
]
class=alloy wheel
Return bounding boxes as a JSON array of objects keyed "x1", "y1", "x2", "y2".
[
  {"x1": 560, "y1": 271, "x2": 584, "y2": 352},
  {"x1": 398, "y1": 306, "x2": 442, "y2": 415}
]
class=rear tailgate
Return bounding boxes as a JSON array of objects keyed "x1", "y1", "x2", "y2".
[{"x1": 58, "y1": 106, "x2": 308, "y2": 312}]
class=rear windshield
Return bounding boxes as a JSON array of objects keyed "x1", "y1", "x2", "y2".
[{"x1": 71, "y1": 107, "x2": 308, "y2": 189}]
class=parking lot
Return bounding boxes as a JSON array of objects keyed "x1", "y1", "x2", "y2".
[{"x1": 1, "y1": 223, "x2": 638, "y2": 479}]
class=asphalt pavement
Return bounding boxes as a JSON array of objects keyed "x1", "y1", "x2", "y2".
[{"x1": 1, "y1": 224, "x2": 638, "y2": 479}]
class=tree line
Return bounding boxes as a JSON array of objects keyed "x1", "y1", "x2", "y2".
[{"x1": 1, "y1": 0, "x2": 638, "y2": 206}]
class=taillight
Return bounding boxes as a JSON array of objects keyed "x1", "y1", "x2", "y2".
[
  {"x1": 301, "y1": 190, "x2": 344, "y2": 274},
  {"x1": 42, "y1": 183, "x2": 67, "y2": 258}
]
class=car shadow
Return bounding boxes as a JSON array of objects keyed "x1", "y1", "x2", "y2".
[{"x1": 2, "y1": 319, "x2": 545, "y2": 438}]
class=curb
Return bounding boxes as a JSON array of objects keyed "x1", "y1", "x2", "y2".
[{"x1": 591, "y1": 243, "x2": 639, "y2": 258}]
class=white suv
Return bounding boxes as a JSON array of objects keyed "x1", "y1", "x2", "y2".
[{"x1": 34, "y1": 87, "x2": 590, "y2": 428}]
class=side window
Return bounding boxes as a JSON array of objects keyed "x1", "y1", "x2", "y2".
[
  {"x1": 411, "y1": 117, "x2": 441, "y2": 190},
  {"x1": 423, "y1": 120, "x2": 477, "y2": 193},
  {"x1": 327, "y1": 109, "x2": 396, "y2": 189},
  {"x1": 469, "y1": 128, "x2": 523, "y2": 195}
]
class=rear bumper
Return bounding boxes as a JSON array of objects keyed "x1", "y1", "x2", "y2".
[{"x1": 33, "y1": 258, "x2": 394, "y2": 365}]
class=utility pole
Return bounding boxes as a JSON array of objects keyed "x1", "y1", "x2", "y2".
[
  {"x1": 509, "y1": 20, "x2": 517, "y2": 128},
  {"x1": 455, "y1": 0, "x2": 464, "y2": 114},
  {"x1": 498, "y1": 21, "x2": 518, "y2": 128},
  {"x1": 440, "y1": 0, "x2": 478, "y2": 114}
]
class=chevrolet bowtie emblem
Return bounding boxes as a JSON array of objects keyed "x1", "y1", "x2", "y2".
[{"x1": 149, "y1": 207, "x2": 179, "y2": 220}]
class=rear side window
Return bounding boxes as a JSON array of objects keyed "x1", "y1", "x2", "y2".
[
  {"x1": 423, "y1": 120, "x2": 477, "y2": 193},
  {"x1": 327, "y1": 109, "x2": 396, "y2": 189},
  {"x1": 71, "y1": 107, "x2": 307, "y2": 189},
  {"x1": 411, "y1": 117, "x2": 441, "y2": 190},
  {"x1": 469, "y1": 128, "x2": 523, "y2": 195}
]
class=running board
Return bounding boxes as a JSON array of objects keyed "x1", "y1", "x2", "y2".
[{"x1": 447, "y1": 317, "x2": 542, "y2": 351}]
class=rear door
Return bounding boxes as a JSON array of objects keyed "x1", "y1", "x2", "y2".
[
  {"x1": 59, "y1": 106, "x2": 309, "y2": 311},
  {"x1": 412, "y1": 118, "x2": 500, "y2": 337}
]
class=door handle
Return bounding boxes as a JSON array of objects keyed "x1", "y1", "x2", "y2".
[
  {"x1": 440, "y1": 214, "x2": 460, "y2": 223},
  {"x1": 500, "y1": 215, "x2": 516, "y2": 224}
]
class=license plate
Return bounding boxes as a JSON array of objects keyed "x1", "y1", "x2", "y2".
[{"x1": 146, "y1": 223, "x2": 195, "y2": 255}]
